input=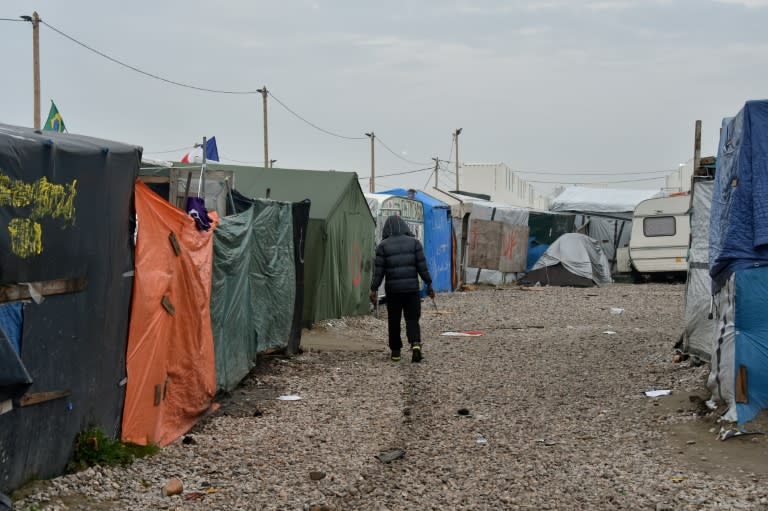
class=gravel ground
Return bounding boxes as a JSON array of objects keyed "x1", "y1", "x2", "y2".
[{"x1": 10, "y1": 283, "x2": 768, "y2": 510}]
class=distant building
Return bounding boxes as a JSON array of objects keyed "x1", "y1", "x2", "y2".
[{"x1": 458, "y1": 162, "x2": 550, "y2": 209}]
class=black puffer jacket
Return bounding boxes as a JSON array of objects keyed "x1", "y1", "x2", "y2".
[{"x1": 371, "y1": 216, "x2": 432, "y2": 294}]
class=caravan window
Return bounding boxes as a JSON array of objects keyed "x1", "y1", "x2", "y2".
[{"x1": 643, "y1": 216, "x2": 676, "y2": 237}]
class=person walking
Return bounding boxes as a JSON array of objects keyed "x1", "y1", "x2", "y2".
[{"x1": 370, "y1": 215, "x2": 434, "y2": 362}]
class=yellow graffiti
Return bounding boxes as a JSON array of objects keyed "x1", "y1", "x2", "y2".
[
  {"x1": 8, "y1": 218, "x2": 43, "y2": 258},
  {"x1": 0, "y1": 174, "x2": 77, "y2": 222},
  {"x1": 1, "y1": 172, "x2": 78, "y2": 258}
]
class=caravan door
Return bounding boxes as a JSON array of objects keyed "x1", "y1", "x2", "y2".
[{"x1": 628, "y1": 194, "x2": 690, "y2": 274}]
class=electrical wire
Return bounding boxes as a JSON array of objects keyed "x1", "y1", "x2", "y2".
[
  {"x1": 267, "y1": 91, "x2": 366, "y2": 140},
  {"x1": 359, "y1": 166, "x2": 433, "y2": 180},
  {"x1": 1, "y1": 17, "x2": 27, "y2": 22},
  {"x1": 526, "y1": 176, "x2": 667, "y2": 185},
  {"x1": 514, "y1": 168, "x2": 675, "y2": 176},
  {"x1": 375, "y1": 136, "x2": 429, "y2": 166},
  {"x1": 144, "y1": 145, "x2": 194, "y2": 154},
  {"x1": 40, "y1": 20, "x2": 263, "y2": 94},
  {"x1": 219, "y1": 155, "x2": 266, "y2": 165}
]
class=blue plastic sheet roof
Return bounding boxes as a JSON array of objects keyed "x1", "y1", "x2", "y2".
[
  {"x1": 710, "y1": 100, "x2": 768, "y2": 292},
  {"x1": 381, "y1": 188, "x2": 453, "y2": 292}
]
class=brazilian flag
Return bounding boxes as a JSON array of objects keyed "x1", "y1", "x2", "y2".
[{"x1": 44, "y1": 101, "x2": 66, "y2": 132}]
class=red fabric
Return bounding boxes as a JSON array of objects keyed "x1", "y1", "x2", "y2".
[{"x1": 122, "y1": 180, "x2": 218, "y2": 446}]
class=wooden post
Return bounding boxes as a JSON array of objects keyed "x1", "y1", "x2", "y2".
[
  {"x1": 693, "y1": 120, "x2": 702, "y2": 175},
  {"x1": 366, "y1": 132, "x2": 375, "y2": 192},
  {"x1": 32, "y1": 12, "x2": 41, "y2": 129},
  {"x1": 258, "y1": 86, "x2": 269, "y2": 169}
]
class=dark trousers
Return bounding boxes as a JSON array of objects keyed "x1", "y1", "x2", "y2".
[{"x1": 386, "y1": 291, "x2": 421, "y2": 353}]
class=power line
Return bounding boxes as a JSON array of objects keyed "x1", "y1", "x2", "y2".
[
  {"x1": 267, "y1": 91, "x2": 366, "y2": 140},
  {"x1": 144, "y1": 145, "x2": 194, "y2": 154},
  {"x1": 515, "y1": 168, "x2": 675, "y2": 176},
  {"x1": 359, "y1": 166, "x2": 433, "y2": 180},
  {"x1": 219, "y1": 155, "x2": 265, "y2": 165},
  {"x1": 375, "y1": 136, "x2": 429, "y2": 166},
  {"x1": 526, "y1": 176, "x2": 667, "y2": 185},
  {"x1": 40, "y1": 20, "x2": 262, "y2": 94},
  {"x1": 1, "y1": 17, "x2": 26, "y2": 22}
]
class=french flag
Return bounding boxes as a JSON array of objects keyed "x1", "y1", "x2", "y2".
[{"x1": 180, "y1": 136, "x2": 220, "y2": 163}]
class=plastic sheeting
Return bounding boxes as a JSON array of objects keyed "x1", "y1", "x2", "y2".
[
  {"x1": 380, "y1": 189, "x2": 454, "y2": 293},
  {"x1": 122, "y1": 181, "x2": 218, "y2": 447},
  {"x1": 212, "y1": 200, "x2": 296, "y2": 392},
  {"x1": 226, "y1": 166, "x2": 375, "y2": 325},
  {"x1": 526, "y1": 233, "x2": 612, "y2": 285},
  {"x1": 708, "y1": 268, "x2": 768, "y2": 424},
  {"x1": 463, "y1": 202, "x2": 529, "y2": 285},
  {"x1": 0, "y1": 124, "x2": 138, "y2": 492},
  {"x1": 551, "y1": 186, "x2": 659, "y2": 215},
  {"x1": 0, "y1": 303, "x2": 22, "y2": 353},
  {"x1": 710, "y1": 101, "x2": 768, "y2": 293},
  {"x1": 683, "y1": 179, "x2": 715, "y2": 360}
]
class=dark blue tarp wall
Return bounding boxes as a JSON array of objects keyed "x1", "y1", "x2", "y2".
[
  {"x1": 381, "y1": 188, "x2": 453, "y2": 292},
  {"x1": 735, "y1": 266, "x2": 768, "y2": 423},
  {"x1": 710, "y1": 100, "x2": 768, "y2": 292},
  {"x1": 0, "y1": 124, "x2": 138, "y2": 492}
]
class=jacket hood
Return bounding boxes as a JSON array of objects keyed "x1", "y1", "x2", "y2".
[{"x1": 382, "y1": 215, "x2": 413, "y2": 238}]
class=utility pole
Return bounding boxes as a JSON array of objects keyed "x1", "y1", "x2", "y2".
[
  {"x1": 454, "y1": 128, "x2": 463, "y2": 191},
  {"x1": 432, "y1": 157, "x2": 440, "y2": 189},
  {"x1": 693, "y1": 120, "x2": 702, "y2": 175},
  {"x1": 32, "y1": 12, "x2": 41, "y2": 129},
  {"x1": 257, "y1": 86, "x2": 269, "y2": 169},
  {"x1": 366, "y1": 132, "x2": 375, "y2": 192}
]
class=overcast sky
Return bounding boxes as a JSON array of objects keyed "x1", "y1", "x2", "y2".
[{"x1": 3, "y1": 0, "x2": 767, "y2": 197}]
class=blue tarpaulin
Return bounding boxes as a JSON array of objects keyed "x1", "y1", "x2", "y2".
[
  {"x1": 0, "y1": 303, "x2": 22, "y2": 353},
  {"x1": 710, "y1": 100, "x2": 768, "y2": 293},
  {"x1": 735, "y1": 267, "x2": 768, "y2": 423},
  {"x1": 381, "y1": 189, "x2": 454, "y2": 292}
]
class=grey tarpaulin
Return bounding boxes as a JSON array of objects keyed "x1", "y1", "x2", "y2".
[
  {"x1": 212, "y1": 199, "x2": 296, "y2": 392},
  {"x1": 522, "y1": 233, "x2": 612, "y2": 286},
  {"x1": 682, "y1": 178, "x2": 715, "y2": 360}
]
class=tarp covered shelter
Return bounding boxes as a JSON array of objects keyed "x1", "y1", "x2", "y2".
[
  {"x1": 228, "y1": 190, "x2": 310, "y2": 355},
  {"x1": 212, "y1": 197, "x2": 296, "y2": 392},
  {"x1": 381, "y1": 188, "x2": 455, "y2": 292},
  {"x1": 519, "y1": 233, "x2": 612, "y2": 287},
  {"x1": 122, "y1": 181, "x2": 217, "y2": 446},
  {"x1": 223, "y1": 165, "x2": 375, "y2": 325},
  {"x1": 682, "y1": 177, "x2": 714, "y2": 360},
  {"x1": 551, "y1": 186, "x2": 659, "y2": 272},
  {"x1": 708, "y1": 100, "x2": 768, "y2": 423},
  {"x1": 0, "y1": 124, "x2": 138, "y2": 492},
  {"x1": 442, "y1": 194, "x2": 530, "y2": 286}
]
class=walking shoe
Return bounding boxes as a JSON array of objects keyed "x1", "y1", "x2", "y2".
[
  {"x1": 411, "y1": 344, "x2": 422, "y2": 363},
  {"x1": 391, "y1": 351, "x2": 401, "y2": 362}
]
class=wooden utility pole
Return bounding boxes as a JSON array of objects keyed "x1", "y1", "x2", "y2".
[
  {"x1": 693, "y1": 120, "x2": 702, "y2": 174},
  {"x1": 454, "y1": 128, "x2": 462, "y2": 191},
  {"x1": 432, "y1": 157, "x2": 439, "y2": 189},
  {"x1": 366, "y1": 132, "x2": 375, "y2": 192},
  {"x1": 257, "y1": 86, "x2": 269, "y2": 169},
  {"x1": 32, "y1": 12, "x2": 41, "y2": 130}
]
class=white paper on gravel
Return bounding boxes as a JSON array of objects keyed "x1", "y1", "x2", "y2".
[
  {"x1": 644, "y1": 390, "x2": 671, "y2": 397},
  {"x1": 441, "y1": 331, "x2": 485, "y2": 337},
  {"x1": 277, "y1": 395, "x2": 302, "y2": 401}
]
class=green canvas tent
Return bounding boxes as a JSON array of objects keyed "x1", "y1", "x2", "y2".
[{"x1": 209, "y1": 164, "x2": 375, "y2": 326}]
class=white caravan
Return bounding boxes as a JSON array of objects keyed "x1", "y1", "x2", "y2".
[{"x1": 620, "y1": 193, "x2": 690, "y2": 275}]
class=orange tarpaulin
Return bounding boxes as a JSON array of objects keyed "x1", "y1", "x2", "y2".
[{"x1": 122, "y1": 181, "x2": 218, "y2": 446}]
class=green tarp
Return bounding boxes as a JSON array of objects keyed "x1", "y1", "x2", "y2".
[
  {"x1": 211, "y1": 199, "x2": 295, "y2": 392},
  {"x1": 223, "y1": 165, "x2": 375, "y2": 326}
]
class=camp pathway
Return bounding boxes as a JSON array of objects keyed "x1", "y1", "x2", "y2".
[{"x1": 11, "y1": 284, "x2": 768, "y2": 510}]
